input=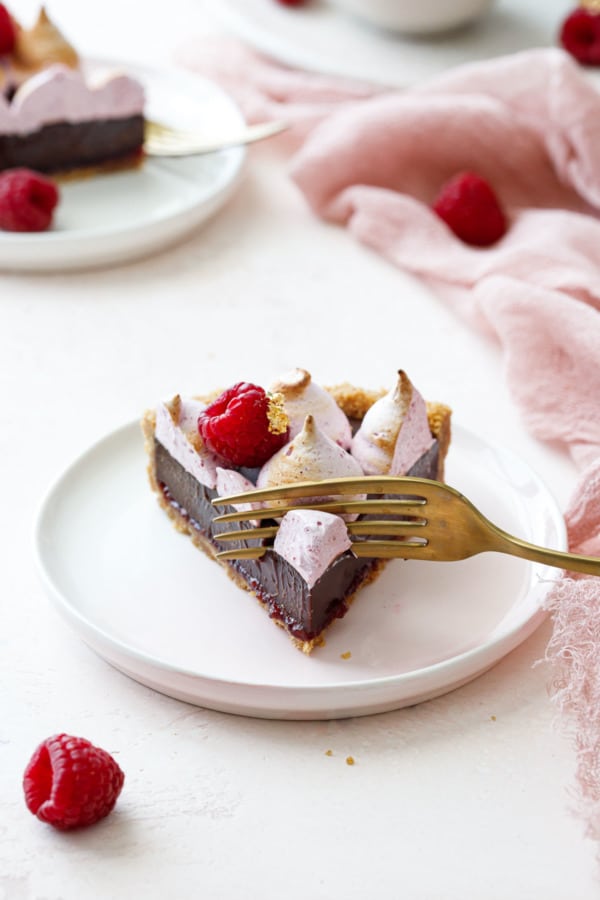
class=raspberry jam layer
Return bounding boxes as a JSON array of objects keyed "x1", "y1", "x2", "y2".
[
  {"x1": 154, "y1": 436, "x2": 441, "y2": 643},
  {"x1": 0, "y1": 116, "x2": 144, "y2": 173}
]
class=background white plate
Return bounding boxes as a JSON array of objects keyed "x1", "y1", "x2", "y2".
[
  {"x1": 218, "y1": 0, "x2": 599, "y2": 88},
  {"x1": 0, "y1": 61, "x2": 246, "y2": 272},
  {"x1": 34, "y1": 420, "x2": 566, "y2": 720}
]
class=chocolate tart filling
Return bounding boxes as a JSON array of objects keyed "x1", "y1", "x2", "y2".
[
  {"x1": 0, "y1": 115, "x2": 144, "y2": 173},
  {"x1": 153, "y1": 436, "x2": 441, "y2": 644}
]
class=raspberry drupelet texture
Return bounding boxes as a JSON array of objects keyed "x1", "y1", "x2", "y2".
[
  {"x1": 0, "y1": 169, "x2": 60, "y2": 232},
  {"x1": 23, "y1": 734, "x2": 125, "y2": 830},
  {"x1": 432, "y1": 171, "x2": 507, "y2": 247},
  {"x1": 198, "y1": 382, "x2": 290, "y2": 468},
  {"x1": 0, "y1": 4, "x2": 16, "y2": 55},
  {"x1": 560, "y1": 6, "x2": 600, "y2": 65}
]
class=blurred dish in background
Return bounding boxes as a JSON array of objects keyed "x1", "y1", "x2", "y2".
[
  {"x1": 327, "y1": 0, "x2": 496, "y2": 35},
  {"x1": 217, "y1": 0, "x2": 591, "y2": 87}
]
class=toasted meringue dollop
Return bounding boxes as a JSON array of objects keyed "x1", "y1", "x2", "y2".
[
  {"x1": 13, "y1": 7, "x2": 79, "y2": 71},
  {"x1": 257, "y1": 414, "x2": 363, "y2": 498},
  {"x1": 269, "y1": 368, "x2": 352, "y2": 449},
  {"x1": 274, "y1": 510, "x2": 353, "y2": 588},
  {"x1": 1, "y1": 65, "x2": 145, "y2": 135},
  {"x1": 351, "y1": 371, "x2": 434, "y2": 476},
  {"x1": 154, "y1": 397, "x2": 220, "y2": 490}
]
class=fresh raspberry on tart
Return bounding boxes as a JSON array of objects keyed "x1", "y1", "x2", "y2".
[{"x1": 198, "y1": 382, "x2": 290, "y2": 468}]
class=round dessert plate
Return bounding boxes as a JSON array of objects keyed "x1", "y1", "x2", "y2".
[
  {"x1": 217, "y1": 0, "x2": 600, "y2": 89},
  {"x1": 0, "y1": 60, "x2": 246, "y2": 272},
  {"x1": 34, "y1": 420, "x2": 566, "y2": 720}
]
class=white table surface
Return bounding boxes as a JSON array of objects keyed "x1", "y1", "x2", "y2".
[{"x1": 2, "y1": 1, "x2": 599, "y2": 897}]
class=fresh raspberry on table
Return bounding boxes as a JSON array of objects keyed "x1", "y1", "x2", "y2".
[
  {"x1": 0, "y1": 168, "x2": 59, "y2": 232},
  {"x1": 0, "y1": 4, "x2": 16, "y2": 55},
  {"x1": 559, "y1": 6, "x2": 600, "y2": 66},
  {"x1": 432, "y1": 171, "x2": 508, "y2": 247},
  {"x1": 23, "y1": 734, "x2": 125, "y2": 830},
  {"x1": 198, "y1": 382, "x2": 290, "y2": 468}
]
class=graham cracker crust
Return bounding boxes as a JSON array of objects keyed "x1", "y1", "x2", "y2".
[{"x1": 53, "y1": 151, "x2": 144, "y2": 182}]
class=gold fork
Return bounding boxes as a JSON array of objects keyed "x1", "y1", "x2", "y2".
[
  {"x1": 211, "y1": 475, "x2": 600, "y2": 576},
  {"x1": 144, "y1": 118, "x2": 289, "y2": 157}
]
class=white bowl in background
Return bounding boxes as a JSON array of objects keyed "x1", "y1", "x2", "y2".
[{"x1": 328, "y1": 0, "x2": 495, "y2": 34}]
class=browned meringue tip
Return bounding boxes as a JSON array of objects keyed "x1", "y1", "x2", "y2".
[
  {"x1": 13, "y1": 4, "x2": 79, "y2": 70},
  {"x1": 270, "y1": 367, "x2": 312, "y2": 398},
  {"x1": 302, "y1": 413, "x2": 316, "y2": 434},
  {"x1": 393, "y1": 369, "x2": 413, "y2": 408}
]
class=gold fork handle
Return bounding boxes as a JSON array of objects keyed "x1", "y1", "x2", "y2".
[{"x1": 493, "y1": 532, "x2": 600, "y2": 577}]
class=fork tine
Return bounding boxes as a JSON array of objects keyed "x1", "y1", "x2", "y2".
[
  {"x1": 145, "y1": 120, "x2": 225, "y2": 142},
  {"x1": 144, "y1": 134, "x2": 187, "y2": 148},
  {"x1": 215, "y1": 526, "x2": 279, "y2": 542},
  {"x1": 215, "y1": 518, "x2": 427, "y2": 543},
  {"x1": 145, "y1": 120, "x2": 199, "y2": 138},
  {"x1": 350, "y1": 540, "x2": 429, "y2": 559},
  {"x1": 216, "y1": 547, "x2": 267, "y2": 560},
  {"x1": 347, "y1": 518, "x2": 428, "y2": 535},
  {"x1": 211, "y1": 475, "x2": 437, "y2": 507},
  {"x1": 213, "y1": 498, "x2": 429, "y2": 524},
  {"x1": 215, "y1": 537, "x2": 429, "y2": 562}
]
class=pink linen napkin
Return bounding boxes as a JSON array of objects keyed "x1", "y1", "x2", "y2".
[{"x1": 180, "y1": 40, "x2": 600, "y2": 842}]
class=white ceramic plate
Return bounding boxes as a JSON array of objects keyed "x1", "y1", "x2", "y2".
[
  {"x1": 217, "y1": 0, "x2": 600, "y2": 89},
  {"x1": 0, "y1": 61, "x2": 246, "y2": 272},
  {"x1": 34, "y1": 419, "x2": 566, "y2": 720}
]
